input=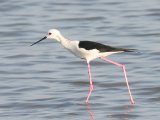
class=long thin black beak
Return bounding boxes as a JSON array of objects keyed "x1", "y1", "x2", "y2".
[{"x1": 30, "y1": 36, "x2": 47, "y2": 46}]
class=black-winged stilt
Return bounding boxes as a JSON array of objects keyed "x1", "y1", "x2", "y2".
[{"x1": 31, "y1": 29, "x2": 135, "y2": 104}]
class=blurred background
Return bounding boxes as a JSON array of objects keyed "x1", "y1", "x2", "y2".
[{"x1": 0, "y1": 0, "x2": 160, "y2": 120}]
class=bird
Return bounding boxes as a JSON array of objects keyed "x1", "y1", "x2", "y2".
[{"x1": 31, "y1": 29, "x2": 135, "y2": 104}]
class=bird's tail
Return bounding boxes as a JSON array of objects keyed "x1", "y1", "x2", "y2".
[
  {"x1": 123, "y1": 49, "x2": 136, "y2": 52},
  {"x1": 112, "y1": 47, "x2": 137, "y2": 52},
  {"x1": 114, "y1": 47, "x2": 136, "y2": 52}
]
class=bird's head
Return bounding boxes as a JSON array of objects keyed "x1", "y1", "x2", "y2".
[
  {"x1": 47, "y1": 29, "x2": 61, "y2": 40},
  {"x1": 31, "y1": 29, "x2": 61, "y2": 46}
]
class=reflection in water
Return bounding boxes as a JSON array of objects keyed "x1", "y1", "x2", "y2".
[
  {"x1": 85, "y1": 103, "x2": 94, "y2": 120},
  {"x1": 85, "y1": 103, "x2": 134, "y2": 120},
  {"x1": 108, "y1": 105, "x2": 135, "y2": 120}
]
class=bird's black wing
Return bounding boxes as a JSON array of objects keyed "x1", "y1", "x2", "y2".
[{"x1": 79, "y1": 41, "x2": 134, "y2": 52}]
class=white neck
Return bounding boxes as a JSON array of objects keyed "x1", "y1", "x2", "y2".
[{"x1": 56, "y1": 34, "x2": 71, "y2": 49}]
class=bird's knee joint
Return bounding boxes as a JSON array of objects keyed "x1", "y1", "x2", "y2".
[
  {"x1": 90, "y1": 85, "x2": 93, "y2": 91},
  {"x1": 118, "y1": 64, "x2": 125, "y2": 69},
  {"x1": 122, "y1": 64, "x2": 125, "y2": 68}
]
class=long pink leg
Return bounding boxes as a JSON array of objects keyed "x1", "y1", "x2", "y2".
[
  {"x1": 100, "y1": 57, "x2": 135, "y2": 104},
  {"x1": 86, "y1": 61, "x2": 93, "y2": 103}
]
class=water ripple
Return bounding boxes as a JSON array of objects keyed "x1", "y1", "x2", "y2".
[{"x1": 0, "y1": 0, "x2": 160, "y2": 120}]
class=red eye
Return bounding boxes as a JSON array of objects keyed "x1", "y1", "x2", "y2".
[{"x1": 48, "y1": 32, "x2": 52, "y2": 35}]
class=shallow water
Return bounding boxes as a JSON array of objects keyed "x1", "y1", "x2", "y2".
[{"x1": 0, "y1": 0, "x2": 160, "y2": 120}]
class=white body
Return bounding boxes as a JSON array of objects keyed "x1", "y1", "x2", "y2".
[{"x1": 67, "y1": 41, "x2": 121, "y2": 62}]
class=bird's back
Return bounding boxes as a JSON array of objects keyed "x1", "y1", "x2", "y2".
[{"x1": 79, "y1": 41, "x2": 134, "y2": 53}]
